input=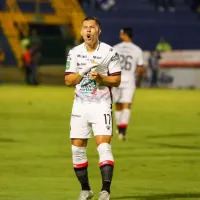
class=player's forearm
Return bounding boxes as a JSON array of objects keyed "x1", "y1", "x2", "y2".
[
  {"x1": 99, "y1": 74, "x2": 121, "y2": 87},
  {"x1": 65, "y1": 73, "x2": 82, "y2": 86}
]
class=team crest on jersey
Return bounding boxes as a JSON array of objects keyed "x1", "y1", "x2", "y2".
[{"x1": 106, "y1": 125, "x2": 110, "y2": 130}]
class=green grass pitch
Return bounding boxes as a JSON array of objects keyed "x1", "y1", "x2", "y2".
[{"x1": 0, "y1": 85, "x2": 200, "y2": 200}]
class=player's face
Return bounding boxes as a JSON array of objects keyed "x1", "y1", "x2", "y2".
[{"x1": 81, "y1": 20, "x2": 101, "y2": 46}]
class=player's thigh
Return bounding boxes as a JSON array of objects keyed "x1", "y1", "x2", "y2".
[
  {"x1": 91, "y1": 105, "x2": 113, "y2": 136},
  {"x1": 112, "y1": 87, "x2": 122, "y2": 103},
  {"x1": 70, "y1": 103, "x2": 92, "y2": 139},
  {"x1": 120, "y1": 88, "x2": 135, "y2": 103}
]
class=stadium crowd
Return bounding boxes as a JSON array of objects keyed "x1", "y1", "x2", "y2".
[{"x1": 78, "y1": 0, "x2": 200, "y2": 14}]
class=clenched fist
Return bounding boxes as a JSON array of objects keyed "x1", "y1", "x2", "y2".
[{"x1": 89, "y1": 71, "x2": 102, "y2": 84}]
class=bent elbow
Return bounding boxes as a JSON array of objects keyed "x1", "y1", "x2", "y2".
[
  {"x1": 65, "y1": 81, "x2": 71, "y2": 86},
  {"x1": 65, "y1": 80, "x2": 73, "y2": 86},
  {"x1": 115, "y1": 82, "x2": 120, "y2": 87},
  {"x1": 65, "y1": 76, "x2": 72, "y2": 86}
]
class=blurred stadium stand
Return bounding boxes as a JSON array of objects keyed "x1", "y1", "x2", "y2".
[
  {"x1": 0, "y1": 26, "x2": 16, "y2": 65},
  {"x1": 17, "y1": 0, "x2": 54, "y2": 13},
  {"x1": 1, "y1": 0, "x2": 199, "y2": 66},
  {"x1": 0, "y1": 0, "x2": 200, "y2": 87},
  {"x1": 0, "y1": 0, "x2": 85, "y2": 66},
  {"x1": 83, "y1": 0, "x2": 200, "y2": 50}
]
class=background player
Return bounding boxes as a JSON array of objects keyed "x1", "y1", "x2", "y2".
[
  {"x1": 112, "y1": 27, "x2": 144, "y2": 141},
  {"x1": 65, "y1": 17, "x2": 121, "y2": 200}
]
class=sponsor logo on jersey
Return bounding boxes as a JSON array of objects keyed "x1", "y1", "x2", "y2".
[
  {"x1": 77, "y1": 62, "x2": 87, "y2": 66},
  {"x1": 77, "y1": 54, "x2": 87, "y2": 58},
  {"x1": 66, "y1": 61, "x2": 70, "y2": 70},
  {"x1": 80, "y1": 76, "x2": 97, "y2": 95},
  {"x1": 93, "y1": 55, "x2": 102, "y2": 59},
  {"x1": 71, "y1": 114, "x2": 81, "y2": 117}
]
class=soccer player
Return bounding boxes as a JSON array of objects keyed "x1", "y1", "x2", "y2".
[
  {"x1": 65, "y1": 17, "x2": 121, "y2": 200},
  {"x1": 112, "y1": 27, "x2": 144, "y2": 141}
]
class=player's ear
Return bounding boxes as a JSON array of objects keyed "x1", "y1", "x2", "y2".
[{"x1": 98, "y1": 28, "x2": 101, "y2": 35}]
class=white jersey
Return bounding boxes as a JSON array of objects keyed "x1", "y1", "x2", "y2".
[
  {"x1": 113, "y1": 42, "x2": 143, "y2": 88},
  {"x1": 65, "y1": 42, "x2": 121, "y2": 104}
]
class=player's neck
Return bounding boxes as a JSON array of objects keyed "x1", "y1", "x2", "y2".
[
  {"x1": 85, "y1": 41, "x2": 99, "y2": 53},
  {"x1": 123, "y1": 38, "x2": 132, "y2": 43}
]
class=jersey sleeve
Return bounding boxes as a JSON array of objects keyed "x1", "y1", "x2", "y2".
[
  {"x1": 137, "y1": 50, "x2": 144, "y2": 66},
  {"x1": 65, "y1": 49, "x2": 77, "y2": 75},
  {"x1": 108, "y1": 49, "x2": 121, "y2": 75}
]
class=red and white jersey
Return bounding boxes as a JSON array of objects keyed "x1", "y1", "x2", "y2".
[
  {"x1": 65, "y1": 42, "x2": 121, "y2": 104},
  {"x1": 114, "y1": 42, "x2": 143, "y2": 88}
]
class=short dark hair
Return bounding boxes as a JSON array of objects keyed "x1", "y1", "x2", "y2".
[
  {"x1": 82, "y1": 17, "x2": 101, "y2": 28},
  {"x1": 121, "y1": 27, "x2": 133, "y2": 39}
]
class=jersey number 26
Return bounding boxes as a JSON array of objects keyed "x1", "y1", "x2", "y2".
[{"x1": 120, "y1": 55, "x2": 133, "y2": 71}]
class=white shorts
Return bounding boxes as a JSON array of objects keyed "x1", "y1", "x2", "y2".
[
  {"x1": 70, "y1": 102, "x2": 113, "y2": 139},
  {"x1": 112, "y1": 87, "x2": 135, "y2": 103}
]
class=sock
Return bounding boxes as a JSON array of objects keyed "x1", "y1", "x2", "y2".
[
  {"x1": 72, "y1": 145, "x2": 90, "y2": 191},
  {"x1": 97, "y1": 143, "x2": 114, "y2": 194},
  {"x1": 100, "y1": 164, "x2": 114, "y2": 193},
  {"x1": 74, "y1": 166, "x2": 91, "y2": 191},
  {"x1": 118, "y1": 108, "x2": 131, "y2": 135}
]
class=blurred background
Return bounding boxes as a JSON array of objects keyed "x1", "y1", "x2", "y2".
[
  {"x1": 0, "y1": 0, "x2": 200, "y2": 88},
  {"x1": 1, "y1": 1, "x2": 200, "y2": 199}
]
